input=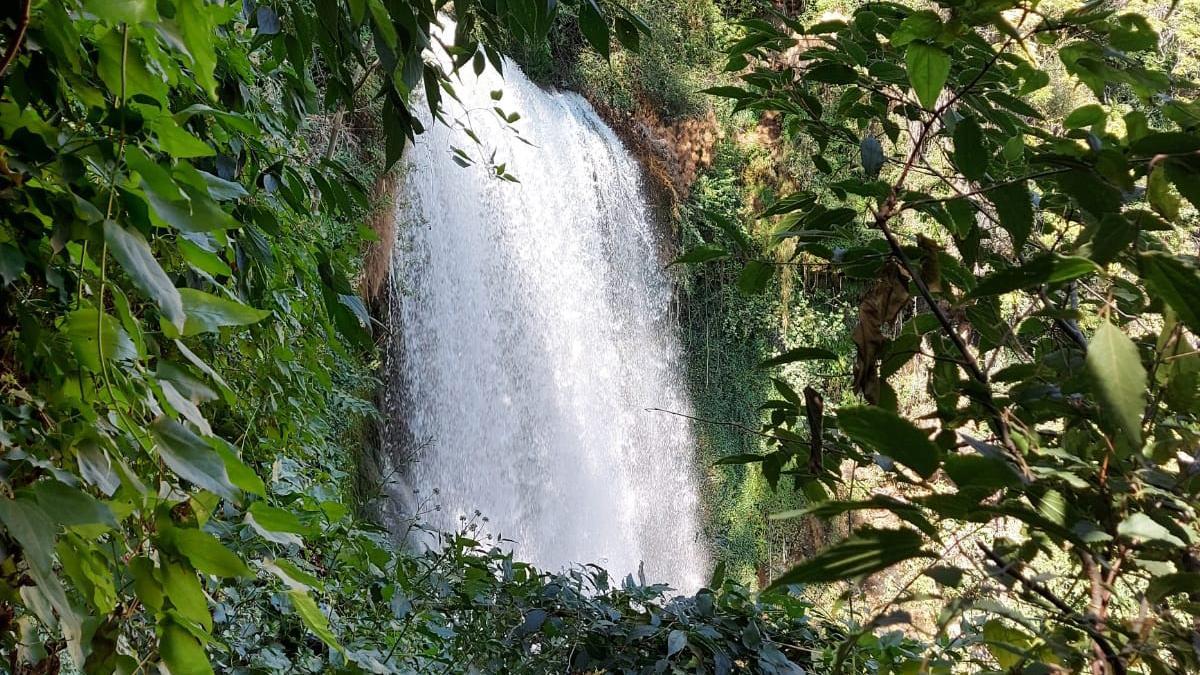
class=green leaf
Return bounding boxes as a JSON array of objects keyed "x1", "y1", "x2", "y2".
[
  {"x1": 667, "y1": 629, "x2": 687, "y2": 657},
  {"x1": 1117, "y1": 513, "x2": 1184, "y2": 547},
  {"x1": 0, "y1": 497, "x2": 75, "y2": 621},
  {"x1": 1130, "y1": 132, "x2": 1200, "y2": 155},
  {"x1": 737, "y1": 260, "x2": 773, "y2": 295},
  {"x1": 151, "y1": 418, "x2": 241, "y2": 500},
  {"x1": 671, "y1": 245, "x2": 728, "y2": 265},
  {"x1": 983, "y1": 619, "x2": 1033, "y2": 669},
  {"x1": 0, "y1": 244, "x2": 23, "y2": 285},
  {"x1": 952, "y1": 117, "x2": 987, "y2": 181},
  {"x1": 766, "y1": 527, "x2": 929, "y2": 590},
  {"x1": 289, "y1": 589, "x2": 344, "y2": 653},
  {"x1": 1140, "y1": 252, "x2": 1200, "y2": 334},
  {"x1": 176, "y1": 0, "x2": 220, "y2": 98},
  {"x1": 944, "y1": 454, "x2": 1020, "y2": 491},
  {"x1": 104, "y1": 221, "x2": 186, "y2": 331},
  {"x1": 759, "y1": 346, "x2": 838, "y2": 368},
  {"x1": 578, "y1": 0, "x2": 611, "y2": 61},
  {"x1": 130, "y1": 557, "x2": 164, "y2": 612},
  {"x1": 805, "y1": 62, "x2": 858, "y2": 84},
  {"x1": 905, "y1": 42, "x2": 950, "y2": 110},
  {"x1": 30, "y1": 481, "x2": 116, "y2": 529},
  {"x1": 1147, "y1": 166, "x2": 1180, "y2": 222},
  {"x1": 84, "y1": 0, "x2": 158, "y2": 24},
  {"x1": 167, "y1": 288, "x2": 271, "y2": 337},
  {"x1": 170, "y1": 527, "x2": 253, "y2": 577},
  {"x1": 211, "y1": 439, "x2": 265, "y2": 497},
  {"x1": 986, "y1": 181, "x2": 1033, "y2": 249},
  {"x1": 614, "y1": 17, "x2": 640, "y2": 52},
  {"x1": 246, "y1": 503, "x2": 305, "y2": 547},
  {"x1": 162, "y1": 561, "x2": 211, "y2": 631},
  {"x1": 159, "y1": 620, "x2": 214, "y2": 675},
  {"x1": 969, "y1": 255, "x2": 1099, "y2": 297},
  {"x1": 837, "y1": 406, "x2": 941, "y2": 478},
  {"x1": 1064, "y1": 103, "x2": 1105, "y2": 129},
  {"x1": 148, "y1": 116, "x2": 214, "y2": 159},
  {"x1": 96, "y1": 28, "x2": 168, "y2": 101},
  {"x1": 890, "y1": 11, "x2": 942, "y2": 47},
  {"x1": 1146, "y1": 573, "x2": 1200, "y2": 602},
  {"x1": 1086, "y1": 322, "x2": 1147, "y2": 449},
  {"x1": 63, "y1": 308, "x2": 137, "y2": 371},
  {"x1": 367, "y1": 0, "x2": 397, "y2": 49},
  {"x1": 265, "y1": 559, "x2": 324, "y2": 591}
]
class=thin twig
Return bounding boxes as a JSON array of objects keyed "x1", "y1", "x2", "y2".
[
  {"x1": 979, "y1": 543, "x2": 1126, "y2": 675},
  {"x1": 0, "y1": 0, "x2": 31, "y2": 81}
]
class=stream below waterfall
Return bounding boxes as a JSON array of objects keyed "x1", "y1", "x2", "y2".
[{"x1": 381, "y1": 29, "x2": 707, "y2": 591}]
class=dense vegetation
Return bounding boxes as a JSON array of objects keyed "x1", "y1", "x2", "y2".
[
  {"x1": 1, "y1": 0, "x2": 1198, "y2": 674},
  {"x1": 681, "y1": 1, "x2": 1200, "y2": 673}
]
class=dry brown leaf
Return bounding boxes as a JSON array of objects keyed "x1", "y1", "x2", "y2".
[{"x1": 851, "y1": 259, "x2": 911, "y2": 403}]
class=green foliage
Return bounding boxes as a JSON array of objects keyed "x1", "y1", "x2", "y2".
[
  {"x1": 690, "y1": 1, "x2": 1200, "y2": 672},
  {"x1": 0, "y1": 0, "x2": 649, "y2": 671}
]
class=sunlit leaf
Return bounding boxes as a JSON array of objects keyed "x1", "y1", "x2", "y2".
[{"x1": 1086, "y1": 322, "x2": 1147, "y2": 449}]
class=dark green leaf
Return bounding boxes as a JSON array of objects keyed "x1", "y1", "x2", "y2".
[
  {"x1": 104, "y1": 221, "x2": 186, "y2": 331},
  {"x1": 151, "y1": 418, "x2": 241, "y2": 500},
  {"x1": 1117, "y1": 513, "x2": 1183, "y2": 547},
  {"x1": 952, "y1": 117, "x2": 987, "y2": 181},
  {"x1": 1064, "y1": 104, "x2": 1105, "y2": 129},
  {"x1": 766, "y1": 527, "x2": 929, "y2": 590},
  {"x1": 969, "y1": 255, "x2": 1098, "y2": 297},
  {"x1": 1140, "y1": 252, "x2": 1200, "y2": 334},
  {"x1": 167, "y1": 289, "x2": 271, "y2": 337},
  {"x1": 985, "y1": 181, "x2": 1033, "y2": 249},
  {"x1": 671, "y1": 245, "x2": 728, "y2": 265},
  {"x1": 578, "y1": 0, "x2": 610, "y2": 61},
  {"x1": 837, "y1": 406, "x2": 941, "y2": 478},
  {"x1": 737, "y1": 260, "x2": 773, "y2": 295}
]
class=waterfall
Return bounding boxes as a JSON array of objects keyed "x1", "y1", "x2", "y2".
[{"x1": 382, "y1": 30, "x2": 706, "y2": 591}]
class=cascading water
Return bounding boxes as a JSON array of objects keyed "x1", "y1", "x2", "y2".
[{"x1": 382, "y1": 27, "x2": 706, "y2": 591}]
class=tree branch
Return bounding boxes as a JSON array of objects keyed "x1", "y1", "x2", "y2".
[
  {"x1": 0, "y1": 0, "x2": 32, "y2": 81},
  {"x1": 979, "y1": 543, "x2": 1126, "y2": 675}
]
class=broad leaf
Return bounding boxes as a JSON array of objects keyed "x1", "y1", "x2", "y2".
[
  {"x1": 104, "y1": 221, "x2": 186, "y2": 331},
  {"x1": 170, "y1": 528, "x2": 253, "y2": 578},
  {"x1": 579, "y1": 0, "x2": 610, "y2": 61},
  {"x1": 970, "y1": 255, "x2": 1098, "y2": 297},
  {"x1": 1117, "y1": 513, "x2": 1184, "y2": 547},
  {"x1": 168, "y1": 288, "x2": 271, "y2": 337},
  {"x1": 151, "y1": 418, "x2": 240, "y2": 500},
  {"x1": 63, "y1": 308, "x2": 137, "y2": 371},
  {"x1": 159, "y1": 620, "x2": 214, "y2": 675},
  {"x1": 672, "y1": 245, "x2": 728, "y2": 265},
  {"x1": 952, "y1": 117, "x2": 987, "y2": 181},
  {"x1": 987, "y1": 181, "x2": 1033, "y2": 249},
  {"x1": 906, "y1": 42, "x2": 950, "y2": 110},
  {"x1": 289, "y1": 589, "x2": 344, "y2": 653},
  {"x1": 766, "y1": 527, "x2": 929, "y2": 590},
  {"x1": 246, "y1": 503, "x2": 306, "y2": 547},
  {"x1": 1140, "y1": 252, "x2": 1200, "y2": 334},
  {"x1": 837, "y1": 406, "x2": 941, "y2": 478},
  {"x1": 1086, "y1": 322, "x2": 1147, "y2": 449}
]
